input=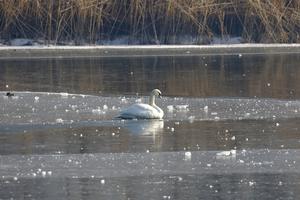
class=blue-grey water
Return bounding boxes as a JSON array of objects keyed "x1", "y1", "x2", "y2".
[{"x1": 1, "y1": 54, "x2": 300, "y2": 199}]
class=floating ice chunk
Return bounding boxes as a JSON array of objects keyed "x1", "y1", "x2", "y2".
[
  {"x1": 204, "y1": 106, "x2": 208, "y2": 113},
  {"x1": 214, "y1": 116, "x2": 220, "y2": 121},
  {"x1": 121, "y1": 97, "x2": 127, "y2": 103},
  {"x1": 248, "y1": 181, "x2": 255, "y2": 186},
  {"x1": 231, "y1": 136, "x2": 236, "y2": 141},
  {"x1": 60, "y1": 92, "x2": 69, "y2": 98},
  {"x1": 70, "y1": 105, "x2": 78, "y2": 110},
  {"x1": 175, "y1": 105, "x2": 189, "y2": 111},
  {"x1": 34, "y1": 96, "x2": 39, "y2": 102},
  {"x1": 103, "y1": 104, "x2": 108, "y2": 110},
  {"x1": 216, "y1": 151, "x2": 231, "y2": 156},
  {"x1": 135, "y1": 98, "x2": 142, "y2": 103},
  {"x1": 167, "y1": 105, "x2": 174, "y2": 112},
  {"x1": 55, "y1": 118, "x2": 64, "y2": 124},
  {"x1": 216, "y1": 149, "x2": 236, "y2": 158},
  {"x1": 101, "y1": 179, "x2": 105, "y2": 184},
  {"x1": 211, "y1": 112, "x2": 218, "y2": 115},
  {"x1": 184, "y1": 151, "x2": 192, "y2": 161},
  {"x1": 188, "y1": 116, "x2": 195, "y2": 123},
  {"x1": 92, "y1": 107, "x2": 105, "y2": 114}
]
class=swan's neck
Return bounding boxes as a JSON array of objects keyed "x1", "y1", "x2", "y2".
[{"x1": 149, "y1": 95, "x2": 155, "y2": 106}]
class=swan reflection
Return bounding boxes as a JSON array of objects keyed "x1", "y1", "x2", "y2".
[{"x1": 123, "y1": 120, "x2": 164, "y2": 135}]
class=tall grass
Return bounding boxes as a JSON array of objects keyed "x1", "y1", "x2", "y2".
[{"x1": 0, "y1": 0, "x2": 299, "y2": 44}]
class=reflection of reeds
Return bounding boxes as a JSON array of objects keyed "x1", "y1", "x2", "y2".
[{"x1": 0, "y1": 0, "x2": 299, "y2": 44}]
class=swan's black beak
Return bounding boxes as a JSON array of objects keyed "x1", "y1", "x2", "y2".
[{"x1": 158, "y1": 94, "x2": 162, "y2": 99}]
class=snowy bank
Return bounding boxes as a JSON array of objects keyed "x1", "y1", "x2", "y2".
[{"x1": 1, "y1": 44, "x2": 300, "y2": 59}]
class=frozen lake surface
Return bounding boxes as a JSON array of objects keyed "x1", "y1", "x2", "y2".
[{"x1": 1, "y1": 53, "x2": 300, "y2": 199}]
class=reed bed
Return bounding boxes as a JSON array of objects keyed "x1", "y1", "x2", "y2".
[{"x1": 0, "y1": 0, "x2": 299, "y2": 44}]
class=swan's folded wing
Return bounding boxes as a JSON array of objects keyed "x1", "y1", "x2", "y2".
[{"x1": 118, "y1": 104, "x2": 161, "y2": 119}]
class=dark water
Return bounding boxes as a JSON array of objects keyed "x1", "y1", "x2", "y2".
[{"x1": 1, "y1": 53, "x2": 300, "y2": 200}]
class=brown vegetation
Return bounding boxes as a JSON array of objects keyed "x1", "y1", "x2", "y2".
[{"x1": 0, "y1": 0, "x2": 299, "y2": 44}]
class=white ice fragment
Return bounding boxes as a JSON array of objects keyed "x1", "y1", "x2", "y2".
[
  {"x1": 211, "y1": 112, "x2": 218, "y2": 115},
  {"x1": 112, "y1": 132, "x2": 115, "y2": 136},
  {"x1": 204, "y1": 106, "x2": 208, "y2": 113},
  {"x1": 184, "y1": 151, "x2": 192, "y2": 160},
  {"x1": 214, "y1": 116, "x2": 220, "y2": 121},
  {"x1": 135, "y1": 98, "x2": 142, "y2": 103},
  {"x1": 175, "y1": 105, "x2": 189, "y2": 111},
  {"x1": 5, "y1": 84, "x2": 8, "y2": 88},
  {"x1": 55, "y1": 118, "x2": 64, "y2": 124},
  {"x1": 216, "y1": 151, "x2": 231, "y2": 156},
  {"x1": 276, "y1": 122, "x2": 280, "y2": 127},
  {"x1": 100, "y1": 179, "x2": 105, "y2": 184},
  {"x1": 248, "y1": 181, "x2": 255, "y2": 186},
  {"x1": 206, "y1": 163, "x2": 212, "y2": 167},
  {"x1": 230, "y1": 150, "x2": 236, "y2": 155},
  {"x1": 238, "y1": 54, "x2": 242, "y2": 58},
  {"x1": 231, "y1": 136, "x2": 236, "y2": 141},
  {"x1": 239, "y1": 159, "x2": 245, "y2": 163},
  {"x1": 92, "y1": 107, "x2": 105, "y2": 114},
  {"x1": 146, "y1": 149, "x2": 150, "y2": 153},
  {"x1": 188, "y1": 116, "x2": 195, "y2": 123},
  {"x1": 167, "y1": 105, "x2": 174, "y2": 113},
  {"x1": 103, "y1": 105, "x2": 108, "y2": 110},
  {"x1": 267, "y1": 83, "x2": 271, "y2": 87},
  {"x1": 47, "y1": 171, "x2": 52, "y2": 176},
  {"x1": 60, "y1": 92, "x2": 69, "y2": 98},
  {"x1": 121, "y1": 97, "x2": 127, "y2": 103},
  {"x1": 42, "y1": 171, "x2": 47, "y2": 177},
  {"x1": 34, "y1": 96, "x2": 39, "y2": 102},
  {"x1": 216, "y1": 150, "x2": 236, "y2": 158},
  {"x1": 278, "y1": 181, "x2": 283, "y2": 186},
  {"x1": 171, "y1": 127, "x2": 175, "y2": 132},
  {"x1": 13, "y1": 177, "x2": 18, "y2": 181}
]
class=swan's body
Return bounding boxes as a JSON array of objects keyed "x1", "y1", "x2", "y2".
[{"x1": 118, "y1": 89, "x2": 164, "y2": 119}]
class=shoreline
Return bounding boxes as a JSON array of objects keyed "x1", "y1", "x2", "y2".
[{"x1": 1, "y1": 44, "x2": 300, "y2": 59}]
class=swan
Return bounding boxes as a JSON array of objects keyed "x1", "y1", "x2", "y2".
[{"x1": 118, "y1": 89, "x2": 164, "y2": 119}]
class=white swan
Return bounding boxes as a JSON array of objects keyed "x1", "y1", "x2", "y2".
[{"x1": 118, "y1": 89, "x2": 164, "y2": 119}]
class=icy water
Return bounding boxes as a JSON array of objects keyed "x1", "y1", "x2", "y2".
[{"x1": 1, "y1": 54, "x2": 300, "y2": 199}]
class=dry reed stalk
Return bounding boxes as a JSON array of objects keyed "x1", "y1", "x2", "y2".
[{"x1": 0, "y1": 0, "x2": 299, "y2": 44}]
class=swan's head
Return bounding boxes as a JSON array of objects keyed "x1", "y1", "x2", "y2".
[{"x1": 151, "y1": 89, "x2": 162, "y2": 98}]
